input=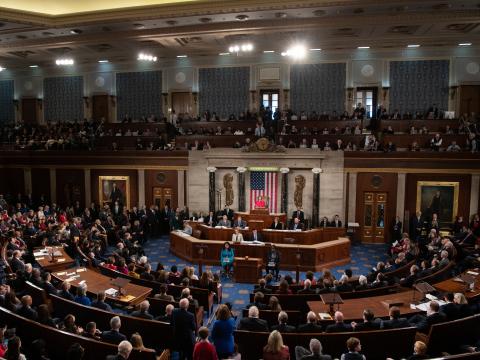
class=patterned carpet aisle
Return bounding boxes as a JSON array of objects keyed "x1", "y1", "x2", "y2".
[{"x1": 143, "y1": 236, "x2": 388, "y2": 318}]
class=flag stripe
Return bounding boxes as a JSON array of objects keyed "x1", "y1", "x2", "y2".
[{"x1": 250, "y1": 171, "x2": 278, "y2": 213}]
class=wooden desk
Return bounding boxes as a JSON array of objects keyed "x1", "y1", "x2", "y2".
[
  {"x1": 433, "y1": 270, "x2": 480, "y2": 300},
  {"x1": 52, "y1": 268, "x2": 152, "y2": 306},
  {"x1": 235, "y1": 211, "x2": 287, "y2": 227},
  {"x1": 234, "y1": 257, "x2": 262, "y2": 283},
  {"x1": 33, "y1": 247, "x2": 75, "y2": 272},
  {"x1": 170, "y1": 231, "x2": 350, "y2": 271},
  {"x1": 307, "y1": 290, "x2": 420, "y2": 321},
  {"x1": 195, "y1": 224, "x2": 345, "y2": 245}
]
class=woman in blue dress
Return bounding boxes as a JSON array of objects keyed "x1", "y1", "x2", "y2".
[{"x1": 220, "y1": 242, "x2": 234, "y2": 276}]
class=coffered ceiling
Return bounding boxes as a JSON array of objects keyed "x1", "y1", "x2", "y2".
[{"x1": 0, "y1": 0, "x2": 479, "y2": 70}]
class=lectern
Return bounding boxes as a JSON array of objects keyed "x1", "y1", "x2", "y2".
[
  {"x1": 234, "y1": 257, "x2": 262, "y2": 283},
  {"x1": 321, "y1": 293, "x2": 344, "y2": 315}
]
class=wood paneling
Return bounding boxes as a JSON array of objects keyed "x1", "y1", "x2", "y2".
[
  {"x1": 91, "y1": 169, "x2": 138, "y2": 208},
  {"x1": 171, "y1": 92, "x2": 192, "y2": 115},
  {"x1": 459, "y1": 85, "x2": 480, "y2": 116},
  {"x1": 56, "y1": 169, "x2": 85, "y2": 207},
  {"x1": 21, "y1": 98, "x2": 37, "y2": 124},
  {"x1": 356, "y1": 172, "x2": 397, "y2": 243},
  {"x1": 31, "y1": 168, "x2": 50, "y2": 201},
  {"x1": 92, "y1": 94, "x2": 109, "y2": 121},
  {"x1": 405, "y1": 173, "x2": 471, "y2": 221},
  {"x1": 145, "y1": 170, "x2": 178, "y2": 208},
  {"x1": 0, "y1": 168, "x2": 25, "y2": 198}
]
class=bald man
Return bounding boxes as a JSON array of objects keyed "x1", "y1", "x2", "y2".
[
  {"x1": 172, "y1": 298, "x2": 196, "y2": 359},
  {"x1": 325, "y1": 311, "x2": 352, "y2": 333}
]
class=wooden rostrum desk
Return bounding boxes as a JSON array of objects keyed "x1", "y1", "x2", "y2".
[{"x1": 170, "y1": 230, "x2": 350, "y2": 272}]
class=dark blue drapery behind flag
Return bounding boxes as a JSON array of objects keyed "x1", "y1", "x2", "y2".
[{"x1": 250, "y1": 171, "x2": 278, "y2": 213}]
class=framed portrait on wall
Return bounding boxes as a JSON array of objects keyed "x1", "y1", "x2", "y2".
[
  {"x1": 416, "y1": 181, "x2": 459, "y2": 224},
  {"x1": 98, "y1": 176, "x2": 130, "y2": 209}
]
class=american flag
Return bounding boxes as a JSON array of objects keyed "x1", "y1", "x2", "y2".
[{"x1": 250, "y1": 171, "x2": 278, "y2": 213}]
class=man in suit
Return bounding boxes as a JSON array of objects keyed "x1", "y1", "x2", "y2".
[
  {"x1": 329, "y1": 214, "x2": 342, "y2": 228},
  {"x1": 297, "y1": 311, "x2": 323, "y2": 333},
  {"x1": 156, "y1": 304, "x2": 174, "y2": 323},
  {"x1": 351, "y1": 309, "x2": 381, "y2": 331},
  {"x1": 91, "y1": 291, "x2": 113, "y2": 312},
  {"x1": 408, "y1": 301, "x2": 446, "y2": 334},
  {"x1": 410, "y1": 211, "x2": 424, "y2": 240},
  {"x1": 400, "y1": 265, "x2": 420, "y2": 287},
  {"x1": 110, "y1": 182, "x2": 123, "y2": 206},
  {"x1": 250, "y1": 229, "x2": 263, "y2": 242},
  {"x1": 247, "y1": 292, "x2": 268, "y2": 310},
  {"x1": 130, "y1": 300, "x2": 154, "y2": 320},
  {"x1": 253, "y1": 279, "x2": 272, "y2": 294},
  {"x1": 204, "y1": 211, "x2": 216, "y2": 227},
  {"x1": 217, "y1": 215, "x2": 231, "y2": 228},
  {"x1": 220, "y1": 205, "x2": 234, "y2": 222},
  {"x1": 237, "y1": 306, "x2": 269, "y2": 332},
  {"x1": 41, "y1": 272, "x2": 58, "y2": 296},
  {"x1": 101, "y1": 316, "x2": 127, "y2": 344},
  {"x1": 297, "y1": 279, "x2": 316, "y2": 294},
  {"x1": 17, "y1": 295, "x2": 38, "y2": 321},
  {"x1": 295, "y1": 339, "x2": 332, "y2": 360},
  {"x1": 270, "y1": 216, "x2": 283, "y2": 230},
  {"x1": 292, "y1": 207, "x2": 305, "y2": 223},
  {"x1": 289, "y1": 217, "x2": 304, "y2": 231},
  {"x1": 233, "y1": 215, "x2": 247, "y2": 229},
  {"x1": 106, "y1": 340, "x2": 133, "y2": 360},
  {"x1": 172, "y1": 298, "x2": 196, "y2": 360},
  {"x1": 271, "y1": 311, "x2": 296, "y2": 333},
  {"x1": 381, "y1": 306, "x2": 410, "y2": 329},
  {"x1": 325, "y1": 311, "x2": 353, "y2": 333},
  {"x1": 440, "y1": 293, "x2": 460, "y2": 321},
  {"x1": 10, "y1": 250, "x2": 25, "y2": 273}
]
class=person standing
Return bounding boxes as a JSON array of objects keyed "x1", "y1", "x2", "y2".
[
  {"x1": 211, "y1": 304, "x2": 235, "y2": 359},
  {"x1": 172, "y1": 298, "x2": 196, "y2": 360}
]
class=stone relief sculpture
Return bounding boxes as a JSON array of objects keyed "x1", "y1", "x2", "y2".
[
  {"x1": 294, "y1": 175, "x2": 306, "y2": 208},
  {"x1": 223, "y1": 173, "x2": 234, "y2": 206}
]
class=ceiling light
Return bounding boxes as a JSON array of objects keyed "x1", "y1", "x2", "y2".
[
  {"x1": 407, "y1": 44, "x2": 420, "y2": 48},
  {"x1": 138, "y1": 53, "x2": 157, "y2": 62},
  {"x1": 459, "y1": 43, "x2": 472, "y2": 46},
  {"x1": 228, "y1": 43, "x2": 253, "y2": 53},
  {"x1": 98, "y1": 60, "x2": 109, "y2": 63},
  {"x1": 357, "y1": 46, "x2": 370, "y2": 49},
  {"x1": 29, "y1": 65, "x2": 38, "y2": 68},
  {"x1": 219, "y1": 52, "x2": 230, "y2": 56},
  {"x1": 282, "y1": 45, "x2": 307, "y2": 59},
  {"x1": 70, "y1": 29, "x2": 82, "y2": 34},
  {"x1": 55, "y1": 58, "x2": 74, "y2": 66},
  {"x1": 0, "y1": 67, "x2": 4, "y2": 72},
  {"x1": 263, "y1": 50, "x2": 275, "y2": 53},
  {"x1": 177, "y1": 55, "x2": 188, "y2": 58},
  {"x1": 309, "y1": 48, "x2": 322, "y2": 51}
]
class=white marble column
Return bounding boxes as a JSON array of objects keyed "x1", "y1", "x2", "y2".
[
  {"x1": 84, "y1": 169, "x2": 91, "y2": 207},
  {"x1": 347, "y1": 172, "x2": 357, "y2": 223},
  {"x1": 396, "y1": 173, "x2": 406, "y2": 221},
  {"x1": 138, "y1": 169, "x2": 145, "y2": 207},
  {"x1": 24, "y1": 168, "x2": 32, "y2": 195},
  {"x1": 470, "y1": 175, "x2": 480, "y2": 217},
  {"x1": 49, "y1": 169, "x2": 56, "y2": 203},
  {"x1": 177, "y1": 170, "x2": 185, "y2": 208}
]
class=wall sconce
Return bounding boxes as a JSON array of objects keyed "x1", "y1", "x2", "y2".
[
  {"x1": 12, "y1": 99, "x2": 19, "y2": 111},
  {"x1": 37, "y1": 98, "x2": 43, "y2": 110},
  {"x1": 192, "y1": 92, "x2": 198, "y2": 105},
  {"x1": 110, "y1": 95, "x2": 116, "y2": 106},
  {"x1": 83, "y1": 96, "x2": 89, "y2": 108}
]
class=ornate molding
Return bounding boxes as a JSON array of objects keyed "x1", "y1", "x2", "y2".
[
  {"x1": 206, "y1": 166, "x2": 217, "y2": 173},
  {"x1": 242, "y1": 137, "x2": 286, "y2": 153}
]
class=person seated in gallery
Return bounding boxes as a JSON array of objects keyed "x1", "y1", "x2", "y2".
[
  {"x1": 255, "y1": 195, "x2": 268, "y2": 209},
  {"x1": 232, "y1": 216, "x2": 247, "y2": 229},
  {"x1": 220, "y1": 242, "x2": 234, "y2": 276},
  {"x1": 292, "y1": 207, "x2": 305, "y2": 223},
  {"x1": 204, "y1": 211, "x2": 216, "y2": 227},
  {"x1": 231, "y1": 227, "x2": 244, "y2": 243},
  {"x1": 289, "y1": 217, "x2": 304, "y2": 231},
  {"x1": 270, "y1": 216, "x2": 283, "y2": 230},
  {"x1": 329, "y1": 215, "x2": 342, "y2": 228},
  {"x1": 249, "y1": 229, "x2": 263, "y2": 242},
  {"x1": 217, "y1": 215, "x2": 231, "y2": 228}
]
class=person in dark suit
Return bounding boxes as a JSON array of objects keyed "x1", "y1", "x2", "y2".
[
  {"x1": 399, "y1": 265, "x2": 420, "y2": 288},
  {"x1": 439, "y1": 293, "x2": 459, "y2": 321},
  {"x1": 109, "y1": 182, "x2": 123, "y2": 206},
  {"x1": 250, "y1": 229, "x2": 263, "y2": 242},
  {"x1": 270, "y1": 216, "x2": 283, "y2": 230},
  {"x1": 292, "y1": 207, "x2": 305, "y2": 222},
  {"x1": 297, "y1": 311, "x2": 323, "y2": 333},
  {"x1": 237, "y1": 306, "x2": 269, "y2": 332},
  {"x1": 247, "y1": 292, "x2": 268, "y2": 310},
  {"x1": 59, "y1": 281, "x2": 75, "y2": 301},
  {"x1": 41, "y1": 272, "x2": 58, "y2": 296},
  {"x1": 329, "y1": 215, "x2": 342, "y2": 228},
  {"x1": 289, "y1": 217, "x2": 304, "y2": 231},
  {"x1": 297, "y1": 279, "x2": 316, "y2": 294},
  {"x1": 156, "y1": 304, "x2": 174, "y2": 323},
  {"x1": 217, "y1": 215, "x2": 231, "y2": 228},
  {"x1": 325, "y1": 311, "x2": 352, "y2": 333},
  {"x1": 408, "y1": 301, "x2": 446, "y2": 334},
  {"x1": 10, "y1": 250, "x2": 25, "y2": 273},
  {"x1": 381, "y1": 306, "x2": 410, "y2": 329},
  {"x1": 232, "y1": 216, "x2": 247, "y2": 229},
  {"x1": 101, "y1": 316, "x2": 127, "y2": 344},
  {"x1": 130, "y1": 300, "x2": 154, "y2": 320},
  {"x1": 319, "y1": 216, "x2": 329, "y2": 228},
  {"x1": 265, "y1": 245, "x2": 280, "y2": 279},
  {"x1": 105, "y1": 340, "x2": 133, "y2": 360},
  {"x1": 220, "y1": 206, "x2": 234, "y2": 222},
  {"x1": 91, "y1": 291, "x2": 112, "y2": 311},
  {"x1": 392, "y1": 216, "x2": 403, "y2": 242},
  {"x1": 17, "y1": 295, "x2": 38, "y2": 321},
  {"x1": 253, "y1": 279, "x2": 272, "y2": 294},
  {"x1": 295, "y1": 339, "x2": 332, "y2": 360},
  {"x1": 351, "y1": 309, "x2": 381, "y2": 331},
  {"x1": 410, "y1": 211, "x2": 424, "y2": 240},
  {"x1": 271, "y1": 311, "x2": 296, "y2": 333},
  {"x1": 172, "y1": 298, "x2": 196, "y2": 360},
  {"x1": 204, "y1": 211, "x2": 216, "y2": 227}
]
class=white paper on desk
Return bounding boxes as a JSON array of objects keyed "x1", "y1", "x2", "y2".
[
  {"x1": 410, "y1": 304, "x2": 417, "y2": 310},
  {"x1": 425, "y1": 294, "x2": 438, "y2": 301},
  {"x1": 36, "y1": 257, "x2": 45, "y2": 261},
  {"x1": 76, "y1": 268, "x2": 86, "y2": 272},
  {"x1": 467, "y1": 271, "x2": 479, "y2": 276},
  {"x1": 34, "y1": 252, "x2": 47, "y2": 257},
  {"x1": 78, "y1": 280, "x2": 86, "y2": 285},
  {"x1": 250, "y1": 241, "x2": 265, "y2": 246},
  {"x1": 57, "y1": 272, "x2": 66, "y2": 276},
  {"x1": 57, "y1": 258, "x2": 65, "y2": 262},
  {"x1": 318, "y1": 312, "x2": 332, "y2": 320},
  {"x1": 105, "y1": 288, "x2": 118, "y2": 296},
  {"x1": 416, "y1": 300, "x2": 446, "y2": 311},
  {"x1": 66, "y1": 272, "x2": 75, "y2": 276},
  {"x1": 65, "y1": 277, "x2": 76, "y2": 282}
]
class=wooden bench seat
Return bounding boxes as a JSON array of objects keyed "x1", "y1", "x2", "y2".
[{"x1": 241, "y1": 309, "x2": 302, "y2": 327}]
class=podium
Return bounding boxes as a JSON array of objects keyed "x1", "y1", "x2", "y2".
[
  {"x1": 321, "y1": 293, "x2": 344, "y2": 315},
  {"x1": 234, "y1": 257, "x2": 262, "y2": 283},
  {"x1": 251, "y1": 208, "x2": 269, "y2": 215}
]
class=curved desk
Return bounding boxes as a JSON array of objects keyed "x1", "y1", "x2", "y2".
[
  {"x1": 170, "y1": 231, "x2": 351, "y2": 271},
  {"x1": 195, "y1": 224, "x2": 345, "y2": 245}
]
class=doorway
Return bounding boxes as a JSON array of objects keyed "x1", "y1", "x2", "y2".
[
  {"x1": 171, "y1": 92, "x2": 191, "y2": 116},
  {"x1": 260, "y1": 90, "x2": 280, "y2": 119},
  {"x1": 459, "y1": 85, "x2": 480, "y2": 116},
  {"x1": 21, "y1": 98, "x2": 37, "y2": 124},
  {"x1": 355, "y1": 87, "x2": 378, "y2": 118},
  {"x1": 362, "y1": 192, "x2": 387, "y2": 243},
  {"x1": 92, "y1": 94, "x2": 109, "y2": 121},
  {"x1": 153, "y1": 187, "x2": 174, "y2": 208}
]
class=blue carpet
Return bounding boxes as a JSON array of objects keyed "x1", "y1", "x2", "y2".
[{"x1": 143, "y1": 236, "x2": 388, "y2": 319}]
